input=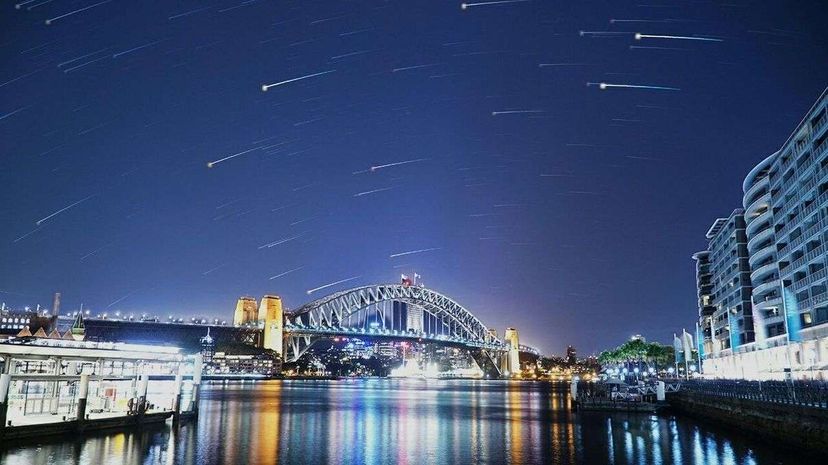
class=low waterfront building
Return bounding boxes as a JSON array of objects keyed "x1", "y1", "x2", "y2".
[
  {"x1": 207, "y1": 351, "x2": 279, "y2": 377},
  {"x1": 693, "y1": 87, "x2": 828, "y2": 380},
  {"x1": 0, "y1": 337, "x2": 201, "y2": 440}
]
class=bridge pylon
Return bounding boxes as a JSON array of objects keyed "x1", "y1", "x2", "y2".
[
  {"x1": 259, "y1": 295, "x2": 283, "y2": 356},
  {"x1": 503, "y1": 327, "x2": 520, "y2": 377}
]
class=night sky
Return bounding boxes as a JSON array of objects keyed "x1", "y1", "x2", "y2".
[{"x1": 2, "y1": 1, "x2": 827, "y2": 355}]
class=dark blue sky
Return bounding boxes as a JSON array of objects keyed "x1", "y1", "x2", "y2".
[{"x1": 2, "y1": 1, "x2": 827, "y2": 355}]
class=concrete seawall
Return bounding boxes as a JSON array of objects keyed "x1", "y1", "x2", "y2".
[{"x1": 668, "y1": 391, "x2": 828, "y2": 453}]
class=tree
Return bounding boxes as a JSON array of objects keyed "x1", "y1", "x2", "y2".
[{"x1": 598, "y1": 339, "x2": 674, "y2": 375}]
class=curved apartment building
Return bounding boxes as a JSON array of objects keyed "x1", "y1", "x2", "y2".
[{"x1": 694, "y1": 88, "x2": 828, "y2": 380}]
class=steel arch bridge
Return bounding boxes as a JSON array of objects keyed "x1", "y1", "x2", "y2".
[{"x1": 283, "y1": 284, "x2": 509, "y2": 376}]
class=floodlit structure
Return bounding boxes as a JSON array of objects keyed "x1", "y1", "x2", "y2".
[
  {"x1": 0, "y1": 338, "x2": 202, "y2": 440},
  {"x1": 259, "y1": 295, "x2": 283, "y2": 355},
  {"x1": 693, "y1": 210, "x2": 754, "y2": 360},
  {"x1": 283, "y1": 283, "x2": 507, "y2": 377},
  {"x1": 233, "y1": 296, "x2": 258, "y2": 326},
  {"x1": 503, "y1": 328, "x2": 520, "y2": 375},
  {"x1": 693, "y1": 88, "x2": 828, "y2": 380}
]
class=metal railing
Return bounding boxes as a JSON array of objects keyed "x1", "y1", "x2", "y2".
[{"x1": 680, "y1": 379, "x2": 828, "y2": 408}]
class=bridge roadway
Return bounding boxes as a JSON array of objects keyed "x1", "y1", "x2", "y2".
[{"x1": 69, "y1": 283, "x2": 529, "y2": 377}]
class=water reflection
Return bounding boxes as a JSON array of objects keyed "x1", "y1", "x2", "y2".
[{"x1": 0, "y1": 380, "x2": 810, "y2": 465}]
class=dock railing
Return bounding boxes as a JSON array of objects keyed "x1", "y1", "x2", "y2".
[{"x1": 679, "y1": 379, "x2": 828, "y2": 409}]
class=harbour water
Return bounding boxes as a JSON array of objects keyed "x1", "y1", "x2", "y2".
[{"x1": 0, "y1": 380, "x2": 813, "y2": 465}]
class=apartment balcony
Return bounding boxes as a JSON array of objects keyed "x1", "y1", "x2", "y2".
[
  {"x1": 746, "y1": 210, "x2": 772, "y2": 237},
  {"x1": 744, "y1": 191, "x2": 771, "y2": 219},
  {"x1": 792, "y1": 267, "x2": 828, "y2": 292},
  {"x1": 777, "y1": 154, "x2": 794, "y2": 174},
  {"x1": 799, "y1": 291, "x2": 828, "y2": 311},
  {"x1": 748, "y1": 243, "x2": 775, "y2": 268},
  {"x1": 699, "y1": 305, "x2": 716, "y2": 317},
  {"x1": 784, "y1": 243, "x2": 826, "y2": 275},
  {"x1": 746, "y1": 224, "x2": 774, "y2": 253},
  {"x1": 778, "y1": 169, "x2": 828, "y2": 220},
  {"x1": 813, "y1": 114, "x2": 828, "y2": 138},
  {"x1": 743, "y1": 175, "x2": 770, "y2": 207},
  {"x1": 750, "y1": 261, "x2": 777, "y2": 283},
  {"x1": 816, "y1": 137, "x2": 828, "y2": 160},
  {"x1": 782, "y1": 218, "x2": 828, "y2": 258},
  {"x1": 753, "y1": 294, "x2": 782, "y2": 309},
  {"x1": 751, "y1": 279, "x2": 779, "y2": 298}
]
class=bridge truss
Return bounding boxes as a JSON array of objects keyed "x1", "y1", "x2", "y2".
[{"x1": 283, "y1": 284, "x2": 506, "y2": 376}]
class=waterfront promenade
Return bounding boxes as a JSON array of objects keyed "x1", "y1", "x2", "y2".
[{"x1": 1, "y1": 379, "x2": 821, "y2": 465}]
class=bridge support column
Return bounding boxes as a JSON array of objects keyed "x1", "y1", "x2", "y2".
[
  {"x1": 172, "y1": 363, "x2": 184, "y2": 423},
  {"x1": 0, "y1": 373, "x2": 11, "y2": 438},
  {"x1": 570, "y1": 378, "x2": 578, "y2": 401},
  {"x1": 137, "y1": 373, "x2": 149, "y2": 422},
  {"x1": 191, "y1": 354, "x2": 203, "y2": 416},
  {"x1": 657, "y1": 381, "x2": 666, "y2": 401},
  {"x1": 76, "y1": 374, "x2": 89, "y2": 431},
  {"x1": 471, "y1": 349, "x2": 502, "y2": 379}
]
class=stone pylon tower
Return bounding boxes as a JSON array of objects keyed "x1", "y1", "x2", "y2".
[
  {"x1": 503, "y1": 327, "x2": 520, "y2": 376},
  {"x1": 259, "y1": 295, "x2": 283, "y2": 355},
  {"x1": 233, "y1": 296, "x2": 258, "y2": 326}
]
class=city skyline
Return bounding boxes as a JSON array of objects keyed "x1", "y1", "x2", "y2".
[{"x1": 2, "y1": 1, "x2": 828, "y2": 355}]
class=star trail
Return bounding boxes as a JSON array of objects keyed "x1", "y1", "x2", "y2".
[{"x1": 1, "y1": 1, "x2": 827, "y2": 355}]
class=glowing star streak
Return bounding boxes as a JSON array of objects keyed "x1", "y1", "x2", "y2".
[
  {"x1": 588, "y1": 82, "x2": 680, "y2": 91},
  {"x1": 113, "y1": 39, "x2": 166, "y2": 58},
  {"x1": 635, "y1": 33, "x2": 723, "y2": 42},
  {"x1": 269, "y1": 266, "x2": 304, "y2": 280},
  {"x1": 12, "y1": 227, "x2": 42, "y2": 243},
  {"x1": 45, "y1": 0, "x2": 111, "y2": 25},
  {"x1": 370, "y1": 158, "x2": 428, "y2": 172},
  {"x1": 35, "y1": 194, "x2": 96, "y2": 225},
  {"x1": 392, "y1": 63, "x2": 440, "y2": 72},
  {"x1": 261, "y1": 70, "x2": 336, "y2": 92},
  {"x1": 0, "y1": 107, "x2": 28, "y2": 121},
  {"x1": 207, "y1": 147, "x2": 260, "y2": 168},
  {"x1": 491, "y1": 110, "x2": 544, "y2": 116},
  {"x1": 461, "y1": 0, "x2": 531, "y2": 10},
  {"x1": 306, "y1": 276, "x2": 361, "y2": 295},
  {"x1": 106, "y1": 289, "x2": 140, "y2": 308},
  {"x1": 258, "y1": 234, "x2": 304, "y2": 249},
  {"x1": 354, "y1": 187, "x2": 395, "y2": 197},
  {"x1": 58, "y1": 48, "x2": 109, "y2": 68},
  {"x1": 389, "y1": 247, "x2": 441, "y2": 258}
]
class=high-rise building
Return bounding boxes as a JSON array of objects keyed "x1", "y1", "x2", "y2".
[
  {"x1": 259, "y1": 295, "x2": 283, "y2": 355},
  {"x1": 693, "y1": 88, "x2": 828, "y2": 380},
  {"x1": 692, "y1": 210, "x2": 754, "y2": 360},
  {"x1": 233, "y1": 296, "x2": 258, "y2": 326}
]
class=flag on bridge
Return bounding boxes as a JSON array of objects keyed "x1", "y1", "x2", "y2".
[{"x1": 401, "y1": 274, "x2": 413, "y2": 287}]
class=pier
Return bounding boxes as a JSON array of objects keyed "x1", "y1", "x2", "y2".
[{"x1": 0, "y1": 338, "x2": 202, "y2": 442}]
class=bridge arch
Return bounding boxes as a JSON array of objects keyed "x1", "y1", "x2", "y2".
[{"x1": 283, "y1": 284, "x2": 505, "y2": 373}]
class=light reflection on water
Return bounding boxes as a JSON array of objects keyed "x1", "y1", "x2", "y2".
[{"x1": 0, "y1": 379, "x2": 811, "y2": 465}]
